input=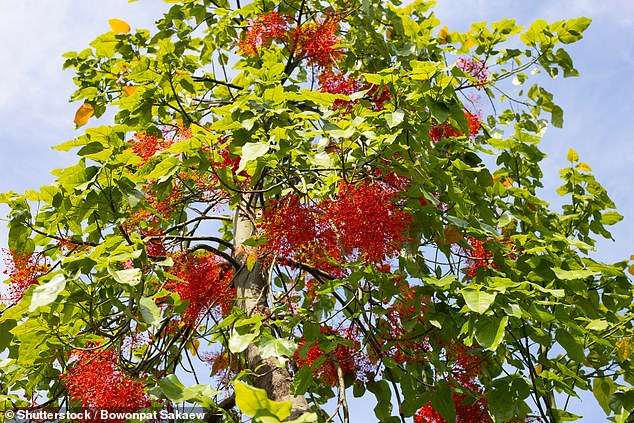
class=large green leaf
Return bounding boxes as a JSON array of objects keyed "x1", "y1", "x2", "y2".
[
  {"x1": 28, "y1": 274, "x2": 66, "y2": 313},
  {"x1": 474, "y1": 315, "x2": 508, "y2": 351},
  {"x1": 235, "y1": 382, "x2": 292, "y2": 421},
  {"x1": 259, "y1": 333, "x2": 297, "y2": 365},
  {"x1": 139, "y1": 296, "x2": 162, "y2": 326},
  {"x1": 461, "y1": 286, "x2": 497, "y2": 314}
]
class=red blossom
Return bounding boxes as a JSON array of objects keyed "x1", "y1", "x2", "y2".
[
  {"x1": 261, "y1": 181, "x2": 411, "y2": 269},
  {"x1": 165, "y1": 252, "x2": 234, "y2": 325},
  {"x1": 414, "y1": 343, "x2": 491, "y2": 423},
  {"x1": 429, "y1": 111, "x2": 481, "y2": 143},
  {"x1": 325, "y1": 181, "x2": 412, "y2": 264},
  {"x1": 463, "y1": 237, "x2": 514, "y2": 279},
  {"x1": 239, "y1": 11, "x2": 290, "y2": 56},
  {"x1": 375, "y1": 281, "x2": 430, "y2": 365},
  {"x1": 293, "y1": 17, "x2": 344, "y2": 68},
  {"x1": 131, "y1": 132, "x2": 173, "y2": 164},
  {"x1": 294, "y1": 326, "x2": 373, "y2": 386},
  {"x1": 1, "y1": 250, "x2": 50, "y2": 305},
  {"x1": 60, "y1": 347, "x2": 150, "y2": 422}
]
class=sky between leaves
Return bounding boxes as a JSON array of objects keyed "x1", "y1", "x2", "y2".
[{"x1": 0, "y1": 0, "x2": 632, "y2": 421}]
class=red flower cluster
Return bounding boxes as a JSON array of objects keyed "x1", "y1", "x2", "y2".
[
  {"x1": 429, "y1": 111, "x2": 481, "y2": 143},
  {"x1": 165, "y1": 252, "x2": 234, "y2": 325},
  {"x1": 293, "y1": 17, "x2": 344, "y2": 68},
  {"x1": 131, "y1": 132, "x2": 173, "y2": 164},
  {"x1": 239, "y1": 10, "x2": 392, "y2": 111},
  {"x1": 1, "y1": 250, "x2": 49, "y2": 305},
  {"x1": 457, "y1": 57, "x2": 489, "y2": 86},
  {"x1": 463, "y1": 237, "x2": 514, "y2": 279},
  {"x1": 239, "y1": 11, "x2": 290, "y2": 56},
  {"x1": 261, "y1": 181, "x2": 411, "y2": 269},
  {"x1": 60, "y1": 347, "x2": 150, "y2": 422},
  {"x1": 326, "y1": 181, "x2": 412, "y2": 263},
  {"x1": 294, "y1": 326, "x2": 372, "y2": 386}
]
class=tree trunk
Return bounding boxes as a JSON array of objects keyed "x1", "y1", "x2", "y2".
[{"x1": 232, "y1": 196, "x2": 309, "y2": 419}]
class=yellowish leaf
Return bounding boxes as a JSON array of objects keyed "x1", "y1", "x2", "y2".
[
  {"x1": 174, "y1": 69, "x2": 188, "y2": 75},
  {"x1": 534, "y1": 363, "x2": 543, "y2": 376},
  {"x1": 616, "y1": 337, "x2": 632, "y2": 362},
  {"x1": 188, "y1": 339, "x2": 200, "y2": 356},
  {"x1": 109, "y1": 18, "x2": 130, "y2": 34},
  {"x1": 122, "y1": 85, "x2": 137, "y2": 96},
  {"x1": 567, "y1": 148, "x2": 579, "y2": 162},
  {"x1": 576, "y1": 162, "x2": 592, "y2": 172},
  {"x1": 73, "y1": 103, "x2": 94, "y2": 127},
  {"x1": 465, "y1": 39, "x2": 476, "y2": 49},
  {"x1": 438, "y1": 26, "x2": 449, "y2": 41}
]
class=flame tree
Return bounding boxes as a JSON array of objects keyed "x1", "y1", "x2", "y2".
[{"x1": 2, "y1": 1, "x2": 634, "y2": 422}]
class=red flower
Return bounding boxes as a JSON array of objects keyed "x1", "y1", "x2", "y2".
[
  {"x1": 325, "y1": 181, "x2": 412, "y2": 264},
  {"x1": 463, "y1": 237, "x2": 514, "y2": 279},
  {"x1": 292, "y1": 17, "x2": 344, "y2": 68},
  {"x1": 131, "y1": 132, "x2": 173, "y2": 164},
  {"x1": 261, "y1": 181, "x2": 411, "y2": 269},
  {"x1": 165, "y1": 252, "x2": 234, "y2": 325},
  {"x1": 60, "y1": 347, "x2": 150, "y2": 422},
  {"x1": 239, "y1": 11, "x2": 290, "y2": 56},
  {"x1": 414, "y1": 343, "x2": 491, "y2": 423},
  {"x1": 294, "y1": 326, "x2": 372, "y2": 386},
  {"x1": 429, "y1": 111, "x2": 481, "y2": 143},
  {"x1": 1, "y1": 250, "x2": 49, "y2": 305}
]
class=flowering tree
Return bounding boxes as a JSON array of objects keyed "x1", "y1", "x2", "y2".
[{"x1": 1, "y1": 1, "x2": 633, "y2": 422}]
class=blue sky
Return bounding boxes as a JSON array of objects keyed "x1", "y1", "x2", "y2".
[{"x1": 0, "y1": 0, "x2": 632, "y2": 421}]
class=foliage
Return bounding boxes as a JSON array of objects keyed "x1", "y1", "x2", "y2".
[{"x1": 1, "y1": 0, "x2": 633, "y2": 422}]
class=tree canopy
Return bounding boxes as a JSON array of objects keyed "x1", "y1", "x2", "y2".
[{"x1": 1, "y1": 0, "x2": 634, "y2": 422}]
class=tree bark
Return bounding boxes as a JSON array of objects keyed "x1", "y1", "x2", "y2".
[{"x1": 232, "y1": 195, "x2": 309, "y2": 419}]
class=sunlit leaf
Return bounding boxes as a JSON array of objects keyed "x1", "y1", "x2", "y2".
[
  {"x1": 108, "y1": 18, "x2": 130, "y2": 34},
  {"x1": 73, "y1": 103, "x2": 94, "y2": 127}
]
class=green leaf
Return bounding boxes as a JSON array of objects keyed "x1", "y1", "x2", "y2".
[
  {"x1": 475, "y1": 315, "x2": 508, "y2": 351},
  {"x1": 157, "y1": 374, "x2": 186, "y2": 401},
  {"x1": 109, "y1": 267, "x2": 142, "y2": 286},
  {"x1": 235, "y1": 382, "x2": 292, "y2": 421},
  {"x1": 28, "y1": 274, "x2": 66, "y2": 312},
  {"x1": 558, "y1": 17, "x2": 592, "y2": 44},
  {"x1": 139, "y1": 297, "x2": 162, "y2": 326},
  {"x1": 460, "y1": 286, "x2": 497, "y2": 314},
  {"x1": 259, "y1": 333, "x2": 297, "y2": 365},
  {"x1": 430, "y1": 380, "x2": 456, "y2": 423},
  {"x1": 593, "y1": 377, "x2": 616, "y2": 415},
  {"x1": 556, "y1": 329, "x2": 585, "y2": 362},
  {"x1": 601, "y1": 211, "x2": 623, "y2": 225},
  {"x1": 144, "y1": 156, "x2": 180, "y2": 182},
  {"x1": 386, "y1": 108, "x2": 405, "y2": 128},
  {"x1": 298, "y1": 89, "x2": 348, "y2": 106},
  {"x1": 368, "y1": 380, "x2": 392, "y2": 420},
  {"x1": 229, "y1": 328, "x2": 260, "y2": 353},
  {"x1": 552, "y1": 268, "x2": 597, "y2": 281},
  {"x1": 585, "y1": 319, "x2": 609, "y2": 331},
  {"x1": 238, "y1": 142, "x2": 270, "y2": 173}
]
